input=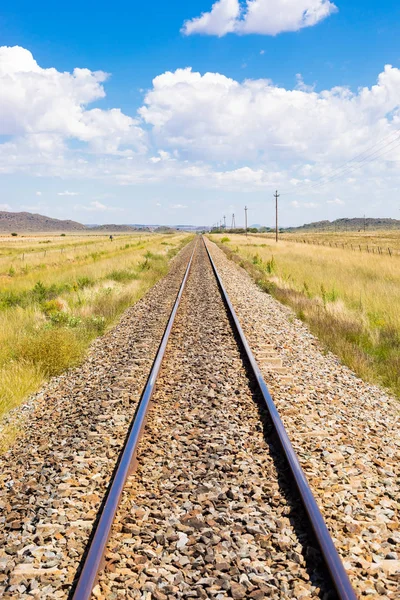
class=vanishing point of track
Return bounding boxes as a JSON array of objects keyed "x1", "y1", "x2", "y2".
[{"x1": 72, "y1": 237, "x2": 356, "y2": 600}]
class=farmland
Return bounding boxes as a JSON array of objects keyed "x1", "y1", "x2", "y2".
[
  {"x1": 0, "y1": 231, "x2": 191, "y2": 444},
  {"x1": 210, "y1": 230, "x2": 400, "y2": 399}
]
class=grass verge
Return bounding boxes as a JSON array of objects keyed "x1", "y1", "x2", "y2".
[
  {"x1": 212, "y1": 236, "x2": 400, "y2": 399},
  {"x1": 0, "y1": 234, "x2": 192, "y2": 446}
]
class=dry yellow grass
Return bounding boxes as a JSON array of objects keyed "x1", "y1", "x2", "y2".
[
  {"x1": 211, "y1": 231, "x2": 400, "y2": 398},
  {"x1": 0, "y1": 232, "x2": 192, "y2": 427}
]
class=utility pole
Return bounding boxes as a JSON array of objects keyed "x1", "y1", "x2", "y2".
[
  {"x1": 245, "y1": 206, "x2": 248, "y2": 237},
  {"x1": 274, "y1": 190, "x2": 280, "y2": 243},
  {"x1": 231, "y1": 214, "x2": 236, "y2": 230},
  {"x1": 364, "y1": 214, "x2": 366, "y2": 232},
  {"x1": 223, "y1": 215, "x2": 226, "y2": 230}
]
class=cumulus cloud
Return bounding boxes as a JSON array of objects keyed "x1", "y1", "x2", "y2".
[
  {"x1": 0, "y1": 204, "x2": 11, "y2": 211},
  {"x1": 0, "y1": 46, "x2": 147, "y2": 154},
  {"x1": 74, "y1": 201, "x2": 123, "y2": 212},
  {"x1": 327, "y1": 198, "x2": 345, "y2": 205},
  {"x1": 182, "y1": 0, "x2": 337, "y2": 37},
  {"x1": 2, "y1": 45, "x2": 400, "y2": 208},
  {"x1": 140, "y1": 66, "x2": 400, "y2": 165},
  {"x1": 290, "y1": 200, "x2": 319, "y2": 208},
  {"x1": 35, "y1": 191, "x2": 42, "y2": 196},
  {"x1": 58, "y1": 190, "x2": 79, "y2": 196}
]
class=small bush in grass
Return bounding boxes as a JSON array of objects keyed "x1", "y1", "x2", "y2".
[
  {"x1": 221, "y1": 237, "x2": 230, "y2": 243},
  {"x1": 265, "y1": 256, "x2": 276, "y2": 274},
  {"x1": 42, "y1": 299, "x2": 64, "y2": 316},
  {"x1": 11, "y1": 232, "x2": 17, "y2": 237},
  {"x1": 85, "y1": 315, "x2": 106, "y2": 335},
  {"x1": 17, "y1": 327, "x2": 84, "y2": 376},
  {"x1": 8, "y1": 266, "x2": 16, "y2": 277},
  {"x1": 108, "y1": 269, "x2": 138, "y2": 282},
  {"x1": 76, "y1": 276, "x2": 94, "y2": 289},
  {"x1": 48, "y1": 312, "x2": 81, "y2": 327},
  {"x1": 60, "y1": 233, "x2": 66, "y2": 237}
]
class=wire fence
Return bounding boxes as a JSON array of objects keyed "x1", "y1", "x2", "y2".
[{"x1": 288, "y1": 237, "x2": 398, "y2": 257}]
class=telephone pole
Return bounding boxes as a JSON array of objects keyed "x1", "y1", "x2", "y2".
[
  {"x1": 231, "y1": 214, "x2": 236, "y2": 230},
  {"x1": 244, "y1": 206, "x2": 248, "y2": 237},
  {"x1": 363, "y1": 214, "x2": 366, "y2": 232},
  {"x1": 274, "y1": 190, "x2": 280, "y2": 243},
  {"x1": 223, "y1": 215, "x2": 226, "y2": 230}
]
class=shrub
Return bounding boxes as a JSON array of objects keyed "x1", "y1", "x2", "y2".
[
  {"x1": 42, "y1": 299, "x2": 64, "y2": 316},
  {"x1": 16, "y1": 327, "x2": 84, "y2": 376},
  {"x1": 108, "y1": 269, "x2": 138, "y2": 282},
  {"x1": 265, "y1": 256, "x2": 276, "y2": 274},
  {"x1": 11, "y1": 232, "x2": 17, "y2": 237},
  {"x1": 76, "y1": 276, "x2": 94, "y2": 289},
  {"x1": 221, "y1": 237, "x2": 230, "y2": 243}
]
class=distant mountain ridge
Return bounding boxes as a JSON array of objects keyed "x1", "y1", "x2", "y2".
[
  {"x1": 286, "y1": 217, "x2": 400, "y2": 232},
  {"x1": 0, "y1": 211, "x2": 85, "y2": 232},
  {"x1": 0, "y1": 211, "x2": 207, "y2": 232}
]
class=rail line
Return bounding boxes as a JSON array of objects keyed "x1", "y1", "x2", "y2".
[{"x1": 72, "y1": 236, "x2": 356, "y2": 600}]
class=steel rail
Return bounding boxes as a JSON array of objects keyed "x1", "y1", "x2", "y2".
[
  {"x1": 203, "y1": 237, "x2": 357, "y2": 600},
  {"x1": 72, "y1": 240, "x2": 198, "y2": 600}
]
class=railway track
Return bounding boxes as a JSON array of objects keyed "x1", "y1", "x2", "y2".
[{"x1": 71, "y1": 237, "x2": 356, "y2": 600}]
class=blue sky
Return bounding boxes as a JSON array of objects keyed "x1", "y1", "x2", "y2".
[{"x1": 1, "y1": 0, "x2": 400, "y2": 226}]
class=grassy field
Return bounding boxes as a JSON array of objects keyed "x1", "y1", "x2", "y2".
[
  {"x1": 280, "y1": 230, "x2": 400, "y2": 257},
  {"x1": 210, "y1": 231, "x2": 400, "y2": 399},
  {"x1": 0, "y1": 231, "x2": 192, "y2": 444}
]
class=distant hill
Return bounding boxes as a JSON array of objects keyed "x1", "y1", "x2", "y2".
[
  {"x1": 286, "y1": 218, "x2": 400, "y2": 232},
  {"x1": 0, "y1": 211, "x2": 86, "y2": 232},
  {"x1": 89, "y1": 224, "x2": 151, "y2": 232}
]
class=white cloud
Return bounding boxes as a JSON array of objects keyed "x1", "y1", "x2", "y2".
[
  {"x1": 291, "y1": 200, "x2": 320, "y2": 208},
  {"x1": 140, "y1": 66, "x2": 400, "y2": 166},
  {"x1": 74, "y1": 201, "x2": 122, "y2": 212},
  {"x1": 35, "y1": 191, "x2": 42, "y2": 196},
  {"x1": 58, "y1": 190, "x2": 79, "y2": 196},
  {"x1": 171, "y1": 204, "x2": 187, "y2": 209},
  {"x1": 1, "y1": 45, "x2": 400, "y2": 215},
  {"x1": 327, "y1": 198, "x2": 345, "y2": 205},
  {"x1": 0, "y1": 203, "x2": 11, "y2": 211},
  {"x1": 0, "y1": 46, "x2": 147, "y2": 155},
  {"x1": 182, "y1": 0, "x2": 337, "y2": 37}
]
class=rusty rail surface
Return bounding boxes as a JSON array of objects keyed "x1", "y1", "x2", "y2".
[
  {"x1": 72, "y1": 240, "x2": 197, "y2": 600},
  {"x1": 203, "y1": 236, "x2": 357, "y2": 600}
]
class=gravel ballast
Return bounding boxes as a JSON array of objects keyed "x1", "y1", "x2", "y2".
[
  {"x1": 95, "y1": 241, "x2": 332, "y2": 599},
  {"x1": 206, "y1": 239, "x2": 400, "y2": 599},
  {"x1": 0, "y1": 236, "x2": 398, "y2": 599},
  {"x1": 0, "y1": 242, "x2": 194, "y2": 598}
]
